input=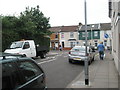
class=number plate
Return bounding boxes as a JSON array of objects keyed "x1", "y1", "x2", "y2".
[{"x1": 74, "y1": 58, "x2": 81, "y2": 60}]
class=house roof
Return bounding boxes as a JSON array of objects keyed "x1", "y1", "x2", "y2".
[
  {"x1": 61, "y1": 25, "x2": 78, "y2": 32},
  {"x1": 49, "y1": 25, "x2": 79, "y2": 32},
  {"x1": 48, "y1": 26, "x2": 61, "y2": 33},
  {"x1": 49, "y1": 23, "x2": 111, "y2": 33},
  {"x1": 80, "y1": 24, "x2": 100, "y2": 31},
  {"x1": 100, "y1": 23, "x2": 111, "y2": 30}
]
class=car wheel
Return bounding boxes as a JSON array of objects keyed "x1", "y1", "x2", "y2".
[
  {"x1": 69, "y1": 59, "x2": 72, "y2": 63},
  {"x1": 69, "y1": 59, "x2": 74, "y2": 63},
  {"x1": 92, "y1": 56, "x2": 94, "y2": 61}
]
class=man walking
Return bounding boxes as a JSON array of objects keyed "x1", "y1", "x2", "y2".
[{"x1": 97, "y1": 42, "x2": 105, "y2": 60}]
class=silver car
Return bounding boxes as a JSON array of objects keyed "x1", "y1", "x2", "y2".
[{"x1": 68, "y1": 46, "x2": 95, "y2": 64}]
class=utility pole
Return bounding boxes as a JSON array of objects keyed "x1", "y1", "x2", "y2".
[{"x1": 84, "y1": 0, "x2": 89, "y2": 85}]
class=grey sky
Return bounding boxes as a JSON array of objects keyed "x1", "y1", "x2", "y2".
[{"x1": 0, "y1": 0, "x2": 111, "y2": 26}]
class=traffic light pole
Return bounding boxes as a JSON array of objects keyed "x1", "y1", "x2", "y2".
[{"x1": 84, "y1": 0, "x2": 89, "y2": 85}]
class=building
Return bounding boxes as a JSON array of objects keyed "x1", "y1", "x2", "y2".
[
  {"x1": 59, "y1": 25, "x2": 79, "y2": 50},
  {"x1": 109, "y1": 0, "x2": 120, "y2": 74},
  {"x1": 100, "y1": 23, "x2": 112, "y2": 49},
  {"x1": 49, "y1": 26, "x2": 61, "y2": 50},
  {"x1": 78, "y1": 23, "x2": 111, "y2": 49},
  {"x1": 49, "y1": 25, "x2": 80, "y2": 50},
  {"x1": 49, "y1": 23, "x2": 111, "y2": 50},
  {"x1": 78, "y1": 24, "x2": 100, "y2": 46}
]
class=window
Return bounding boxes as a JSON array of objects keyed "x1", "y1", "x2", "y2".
[
  {"x1": 61, "y1": 33, "x2": 64, "y2": 38},
  {"x1": 95, "y1": 43, "x2": 98, "y2": 47},
  {"x1": 77, "y1": 42, "x2": 79, "y2": 45},
  {"x1": 23, "y1": 42, "x2": 30, "y2": 49},
  {"x1": 94, "y1": 31, "x2": 98, "y2": 37},
  {"x1": 82, "y1": 32, "x2": 85, "y2": 37},
  {"x1": 82, "y1": 32, "x2": 89, "y2": 37},
  {"x1": 10, "y1": 41, "x2": 23, "y2": 49},
  {"x1": 104, "y1": 40, "x2": 107, "y2": 46},
  {"x1": 18, "y1": 61, "x2": 42, "y2": 81},
  {"x1": 94, "y1": 40, "x2": 98, "y2": 47},
  {"x1": 70, "y1": 32, "x2": 74, "y2": 38},
  {"x1": 70, "y1": 42, "x2": 75, "y2": 48},
  {"x1": 2, "y1": 62, "x2": 21, "y2": 89}
]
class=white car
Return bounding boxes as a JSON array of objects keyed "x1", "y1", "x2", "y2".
[{"x1": 68, "y1": 46, "x2": 95, "y2": 64}]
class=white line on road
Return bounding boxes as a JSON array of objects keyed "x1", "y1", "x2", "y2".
[
  {"x1": 63, "y1": 56, "x2": 68, "y2": 58},
  {"x1": 38, "y1": 59, "x2": 56, "y2": 64}
]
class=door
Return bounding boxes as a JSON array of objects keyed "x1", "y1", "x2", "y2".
[
  {"x1": 62, "y1": 42, "x2": 64, "y2": 48},
  {"x1": 22, "y1": 42, "x2": 32, "y2": 57}
]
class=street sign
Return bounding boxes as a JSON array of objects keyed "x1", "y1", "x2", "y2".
[{"x1": 104, "y1": 34, "x2": 109, "y2": 38}]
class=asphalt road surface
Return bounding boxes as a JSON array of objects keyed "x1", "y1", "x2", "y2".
[{"x1": 35, "y1": 51, "x2": 84, "y2": 88}]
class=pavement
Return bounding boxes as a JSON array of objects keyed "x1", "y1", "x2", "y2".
[{"x1": 66, "y1": 50, "x2": 119, "y2": 88}]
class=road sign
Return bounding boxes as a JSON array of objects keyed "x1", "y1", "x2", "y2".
[{"x1": 104, "y1": 34, "x2": 109, "y2": 38}]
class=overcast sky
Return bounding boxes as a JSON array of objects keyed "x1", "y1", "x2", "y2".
[{"x1": 0, "y1": 0, "x2": 111, "y2": 26}]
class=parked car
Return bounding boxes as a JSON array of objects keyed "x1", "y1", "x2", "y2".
[
  {"x1": 0, "y1": 53, "x2": 47, "y2": 90},
  {"x1": 68, "y1": 46, "x2": 96, "y2": 64}
]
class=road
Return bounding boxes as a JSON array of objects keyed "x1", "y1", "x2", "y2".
[{"x1": 35, "y1": 51, "x2": 84, "y2": 88}]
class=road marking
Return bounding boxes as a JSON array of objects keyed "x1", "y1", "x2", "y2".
[
  {"x1": 38, "y1": 59, "x2": 56, "y2": 64},
  {"x1": 63, "y1": 56, "x2": 68, "y2": 58}
]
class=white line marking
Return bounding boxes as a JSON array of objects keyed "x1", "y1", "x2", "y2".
[
  {"x1": 63, "y1": 56, "x2": 68, "y2": 58},
  {"x1": 38, "y1": 59, "x2": 56, "y2": 64}
]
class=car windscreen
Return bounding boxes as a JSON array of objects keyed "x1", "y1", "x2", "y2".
[
  {"x1": 9, "y1": 41, "x2": 23, "y2": 49},
  {"x1": 71, "y1": 47, "x2": 85, "y2": 52},
  {"x1": 71, "y1": 47, "x2": 90, "y2": 52}
]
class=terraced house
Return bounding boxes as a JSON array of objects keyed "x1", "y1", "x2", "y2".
[
  {"x1": 78, "y1": 23, "x2": 111, "y2": 49},
  {"x1": 49, "y1": 26, "x2": 61, "y2": 50},
  {"x1": 49, "y1": 23, "x2": 111, "y2": 50},
  {"x1": 59, "y1": 25, "x2": 80, "y2": 50}
]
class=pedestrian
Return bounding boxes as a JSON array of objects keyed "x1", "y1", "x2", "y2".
[
  {"x1": 97, "y1": 42, "x2": 105, "y2": 60},
  {"x1": 59, "y1": 45, "x2": 62, "y2": 51}
]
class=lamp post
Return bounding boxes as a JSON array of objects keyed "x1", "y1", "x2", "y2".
[{"x1": 84, "y1": 0, "x2": 89, "y2": 85}]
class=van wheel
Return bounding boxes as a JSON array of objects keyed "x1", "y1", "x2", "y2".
[
  {"x1": 41, "y1": 52, "x2": 46, "y2": 59},
  {"x1": 23, "y1": 54, "x2": 26, "y2": 57}
]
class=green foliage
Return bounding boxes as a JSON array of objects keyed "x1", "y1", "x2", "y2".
[{"x1": 2, "y1": 5, "x2": 52, "y2": 51}]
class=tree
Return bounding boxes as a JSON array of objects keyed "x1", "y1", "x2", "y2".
[
  {"x1": 19, "y1": 6, "x2": 51, "y2": 35},
  {"x1": 2, "y1": 5, "x2": 52, "y2": 51}
]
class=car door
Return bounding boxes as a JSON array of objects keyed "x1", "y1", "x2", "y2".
[
  {"x1": 22, "y1": 42, "x2": 32, "y2": 57},
  {"x1": 16, "y1": 60, "x2": 46, "y2": 89},
  {"x1": 2, "y1": 60, "x2": 23, "y2": 90}
]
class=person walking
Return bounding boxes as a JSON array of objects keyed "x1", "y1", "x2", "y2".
[
  {"x1": 59, "y1": 45, "x2": 62, "y2": 51},
  {"x1": 97, "y1": 42, "x2": 105, "y2": 60}
]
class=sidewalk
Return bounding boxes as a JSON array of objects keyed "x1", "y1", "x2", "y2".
[{"x1": 67, "y1": 51, "x2": 118, "y2": 88}]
